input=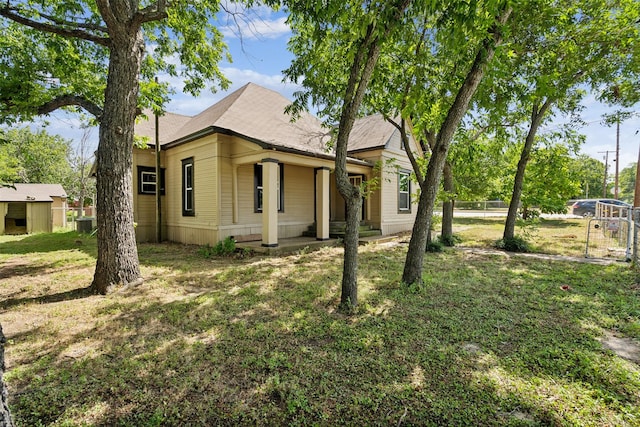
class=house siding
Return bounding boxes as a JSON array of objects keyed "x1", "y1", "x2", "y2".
[
  {"x1": 218, "y1": 139, "x2": 235, "y2": 227},
  {"x1": 132, "y1": 148, "x2": 168, "y2": 242},
  {"x1": 0, "y1": 203, "x2": 7, "y2": 235},
  {"x1": 164, "y1": 136, "x2": 219, "y2": 245},
  {"x1": 133, "y1": 140, "x2": 223, "y2": 245},
  {"x1": 280, "y1": 164, "x2": 315, "y2": 236}
]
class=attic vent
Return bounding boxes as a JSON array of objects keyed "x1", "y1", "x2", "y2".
[{"x1": 26, "y1": 196, "x2": 36, "y2": 201}]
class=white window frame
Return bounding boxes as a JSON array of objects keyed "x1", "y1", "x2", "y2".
[
  {"x1": 398, "y1": 170, "x2": 411, "y2": 213},
  {"x1": 141, "y1": 171, "x2": 156, "y2": 194},
  {"x1": 182, "y1": 158, "x2": 194, "y2": 216}
]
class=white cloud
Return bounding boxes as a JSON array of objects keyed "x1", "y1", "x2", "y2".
[
  {"x1": 165, "y1": 67, "x2": 301, "y2": 116},
  {"x1": 221, "y1": 67, "x2": 285, "y2": 88},
  {"x1": 541, "y1": 93, "x2": 640, "y2": 170},
  {"x1": 220, "y1": 14, "x2": 289, "y2": 40}
]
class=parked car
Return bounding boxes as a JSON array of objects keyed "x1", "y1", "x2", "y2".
[{"x1": 571, "y1": 199, "x2": 631, "y2": 217}]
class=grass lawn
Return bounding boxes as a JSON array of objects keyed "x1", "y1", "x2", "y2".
[{"x1": 1, "y1": 218, "x2": 639, "y2": 426}]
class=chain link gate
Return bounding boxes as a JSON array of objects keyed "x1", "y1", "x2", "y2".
[{"x1": 585, "y1": 203, "x2": 633, "y2": 261}]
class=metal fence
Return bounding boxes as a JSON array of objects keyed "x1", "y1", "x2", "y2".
[
  {"x1": 54, "y1": 207, "x2": 96, "y2": 232},
  {"x1": 585, "y1": 202, "x2": 634, "y2": 262}
]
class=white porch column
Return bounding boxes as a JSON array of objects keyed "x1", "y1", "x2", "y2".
[
  {"x1": 262, "y1": 158, "x2": 279, "y2": 247},
  {"x1": 316, "y1": 167, "x2": 330, "y2": 240}
]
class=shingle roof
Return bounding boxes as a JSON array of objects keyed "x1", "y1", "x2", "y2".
[
  {"x1": 135, "y1": 83, "x2": 416, "y2": 165},
  {"x1": 348, "y1": 114, "x2": 399, "y2": 151},
  {"x1": 0, "y1": 184, "x2": 67, "y2": 202},
  {"x1": 135, "y1": 111, "x2": 192, "y2": 145},
  {"x1": 137, "y1": 83, "x2": 332, "y2": 156}
]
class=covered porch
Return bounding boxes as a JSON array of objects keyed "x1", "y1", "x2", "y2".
[{"x1": 228, "y1": 148, "x2": 374, "y2": 249}]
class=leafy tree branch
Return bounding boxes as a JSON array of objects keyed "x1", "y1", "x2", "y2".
[
  {"x1": 0, "y1": 5, "x2": 109, "y2": 45},
  {"x1": 37, "y1": 94, "x2": 103, "y2": 120}
]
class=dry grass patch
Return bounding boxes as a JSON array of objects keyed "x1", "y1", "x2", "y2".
[{"x1": 453, "y1": 217, "x2": 589, "y2": 256}]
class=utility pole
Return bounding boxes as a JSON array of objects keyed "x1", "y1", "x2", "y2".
[
  {"x1": 615, "y1": 118, "x2": 620, "y2": 199},
  {"x1": 634, "y1": 133, "x2": 640, "y2": 208},
  {"x1": 598, "y1": 150, "x2": 615, "y2": 198},
  {"x1": 155, "y1": 77, "x2": 162, "y2": 243}
]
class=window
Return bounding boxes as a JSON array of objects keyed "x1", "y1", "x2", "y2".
[
  {"x1": 398, "y1": 170, "x2": 411, "y2": 213},
  {"x1": 137, "y1": 166, "x2": 165, "y2": 195},
  {"x1": 254, "y1": 163, "x2": 284, "y2": 212},
  {"x1": 141, "y1": 171, "x2": 156, "y2": 194},
  {"x1": 182, "y1": 157, "x2": 194, "y2": 216}
]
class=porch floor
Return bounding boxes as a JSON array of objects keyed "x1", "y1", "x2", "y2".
[
  {"x1": 236, "y1": 234, "x2": 399, "y2": 255},
  {"x1": 236, "y1": 236, "x2": 340, "y2": 255}
]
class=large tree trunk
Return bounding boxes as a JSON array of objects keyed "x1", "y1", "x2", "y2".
[
  {"x1": 340, "y1": 192, "x2": 362, "y2": 308},
  {"x1": 334, "y1": 27, "x2": 381, "y2": 310},
  {"x1": 402, "y1": 7, "x2": 512, "y2": 285},
  {"x1": 503, "y1": 100, "x2": 551, "y2": 241},
  {"x1": 1, "y1": 324, "x2": 14, "y2": 427},
  {"x1": 402, "y1": 140, "x2": 448, "y2": 283},
  {"x1": 441, "y1": 160, "x2": 455, "y2": 243},
  {"x1": 91, "y1": 27, "x2": 144, "y2": 294},
  {"x1": 334, "y1": 0, "x2": 411, "y2": 309}
]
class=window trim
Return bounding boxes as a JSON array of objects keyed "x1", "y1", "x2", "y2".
[
  {"x1": 182, "y1": 157, "x2": 194, "y2": 216},
  {"x1": 398, "y1": 169, "x2": 411, "y2": 213},
  {"x1": 254, "y1": 163, "x2": 284, "y2": 213},
  {"x1": 137, "y1": 166, "x2": 165, "y2": 195}
]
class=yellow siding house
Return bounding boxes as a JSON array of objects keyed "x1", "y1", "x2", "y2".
[{"x1": 132, "y1": 83, "x2": 422, "y2": 247}]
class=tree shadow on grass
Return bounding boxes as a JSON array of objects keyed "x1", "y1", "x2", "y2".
[
  {"x1": 0, "y1": 286, "x2": 92, "y2": 311},
  {"x1": 0, "y1": 259, "x2": 50, "y2": 280}
]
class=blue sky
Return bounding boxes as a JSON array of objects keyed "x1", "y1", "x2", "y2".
[{"x1": 38, "y1": 6, "x2": 639, "y2": 172}]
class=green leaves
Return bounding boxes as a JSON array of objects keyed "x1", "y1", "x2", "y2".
[
  {"x1": 0, "y1": 0, "x2": 241, "y2": 123},
  {"x1": 0, "y1": 127, "x2": 74, "y2": 184},
  {"x1": 150, "y1": 1, "x2": 231, "y2": 95},
  {"x1": 0, "y1": 16, "x2": 107, "y2": 123}
]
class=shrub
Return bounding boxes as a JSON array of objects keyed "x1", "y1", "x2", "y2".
[
  {"x1": 495, "y1": 236, "x2": 531, "y2": 253},
  {"x1": 426, "y1": 240, "x2": 444, "y2": 252},
  {"x1": 198, "y1": 236, "x2": 236, "y2": 258},
  {"x1": 438, "y1": 234, "x2": 462, "y2": 247}
]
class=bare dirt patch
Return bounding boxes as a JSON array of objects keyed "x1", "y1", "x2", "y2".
[{"x1": 599, "y1": 331, "x2": 640, "y2": 363}]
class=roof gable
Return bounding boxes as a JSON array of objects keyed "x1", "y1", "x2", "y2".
[
  {"x1": 348, "y1": 114, "x2": 395, "y2": 151},
  {"x1": 348, "y1": 114, "x2": 420, "y2": 155}
]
